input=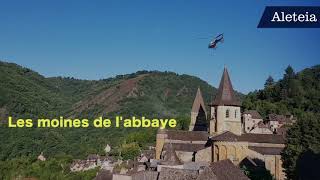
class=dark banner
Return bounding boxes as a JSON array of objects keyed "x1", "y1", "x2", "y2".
[{"x1": 258, "y1": 6, "x2": 320, "y2": 28}]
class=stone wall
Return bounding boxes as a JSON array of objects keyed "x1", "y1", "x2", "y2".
[
  {"x1": 243, "y1": 114, "x2": 263, "y2": 133},
  {"x1": 176, "y1": 151, "x2": 193, "y2": 163},
  {"x1": 212, "y1": 106, "x2": 242, "y2": 135},
  {"x1": 213, "y1": 141, "x2": 248, "y2": 165},
  {"x1": 155, "y1": 131, "x2": 167, "y2": 159}
]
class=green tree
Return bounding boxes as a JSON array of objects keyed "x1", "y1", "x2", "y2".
[
  {"x1": 264, "y1": 76, "x2": 275, "y2": 88},
  {"x1": 119, "y1": 142, "x2": 140, "y2": 160},
  {"x1": 281, "y1": 113, "x2": 320, "y2": 180}
]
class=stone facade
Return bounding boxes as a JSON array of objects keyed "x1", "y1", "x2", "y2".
[
  {"x1": 213, "y1": 141, "x2": 248, "y2": 165},
  {"x1": 243, "y1": 111, "x2": 263, "y2": 133},
  {"x1": 210, "y1": 105, "x2": 241, "y2": 135}
]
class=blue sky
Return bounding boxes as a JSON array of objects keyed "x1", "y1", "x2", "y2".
[{"x1": 0, "y1": 0, "x2": 319, "y2": 93}]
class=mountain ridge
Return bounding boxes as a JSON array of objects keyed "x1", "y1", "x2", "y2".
[{"x1": 0, "y1": 60, "x2": 228, "y2": 120}]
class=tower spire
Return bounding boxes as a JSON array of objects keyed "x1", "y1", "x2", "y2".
[
  {"x1": 191, "y1": 87, "x2": 207, "y2": 115},
  {"x1": 211, "y1": 67, "x2": 241, "y2": 106}
]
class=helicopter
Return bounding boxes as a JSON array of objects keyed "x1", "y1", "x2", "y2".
[{"x1": 208, "y1": 33, "x2": 224, "y2": 49}]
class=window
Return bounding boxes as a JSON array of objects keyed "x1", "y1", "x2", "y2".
[
  {"x1": 235, "y1": 110, "x2": 237, "y2": 118},
  {"x1": 226, "y1": 109, "x2": 230, "y2": 118}
]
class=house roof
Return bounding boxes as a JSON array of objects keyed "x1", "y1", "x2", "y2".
[
  {"x1": 196, "y1": 166, "x2": 218, "y2": 180},
  {"x1": 87, "y1": 154, "x2": 99, "y2": 160},
  {"x1": 211, "y1": 131, "x2": 285, "y2": 144},
  {"x1": 276, "y1": 127, "x2": 288, "y2": 136},
  {"x1": 166, "y1": 130, "x2": 209, "y2": 141},
  {"x1": 94, "y1": 170, "x2": 113, "y2": 180},
  {"x1": 268, "y1": 114, "x2": 294, "y2": 124},
  {"x1": 140, "y1": 150, "x2": 155, "y2": 159},
  {"x1": 161, "y1": 143, "x2": 182, "y2": 166},
  {"x1": 158, "y1": 167, "x2": 199, "y2": 180},
  {"x1": 211, "y1": 68, "x2": 241, "y2": 106},
  {"x1": 243, "y1": 110, "x2": 262, "y2": 119},
  {"x1": 131, "y1": 171, "x2": 159, "y2": 180},
  {"x1": 257, "y1": 121, "x2": 268, "y2": 128},
  {"x1": 249, "y1": 146, "x2": 284, "y2": 155},
  {"x1": 210, "y1": 159, "x2": 250, "y2": 180},
  {"x1": 191, "y1": 88, "x2": 207, "y2": 115}
]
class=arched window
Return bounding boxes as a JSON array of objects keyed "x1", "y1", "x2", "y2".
[{"x1": 226, "y1": 109, "x2": 230, "y2": 118}]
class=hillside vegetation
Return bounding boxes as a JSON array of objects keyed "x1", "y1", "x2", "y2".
[
  {"x1": 0, "y1": 61, "x2": 222, "y2": 179},
  {"x1": 242, "y1": 65, "x2": 320, "y2": 180}
]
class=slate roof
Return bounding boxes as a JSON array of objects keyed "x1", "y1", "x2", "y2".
[
  {"x1": 243, "y1": 110, "x2": 262, "y2": 119},
  {"x1": 211, "y1": 131, "x2": 285, "y2": 144},
  {"x1": 164, "y1": 143, "x2": 207, "y2": 152},
  {"x1": 211, "y1": 68, "x2": 241, "y2": 106},
  {"x1": 141, "y1": 150, "x2": 155, "y2": 159},
  {"x1": 276, "y1": 127, "x2": 288, "y2": 136},
  {"x1": 191, "y1": 88, "x2": 207, "y2": 115},
  {"x1": 257, "y1": 121, "x2": 268, "y2": 128},
  {"x1": 166, "y1": 130, "x2": 209, "y2": 141},
  {"x1": 196, "y1": 166, "x2": 218, "y2": 180},
  {"x1": 161, "y1": 143, "x2": 182, "y2": 166},
  {"x1": 240, "y1": 133, "x2": 285, "y2": 144},
  {"x1": 210, "y1": 159, "x2": 250, "y2": 180},
  {"x1": 94, "y1": 170, "x2": 113, "y2": 180},
  {"x1": 211, "y1": 131, "x2": 240, "y2": 142},
  {"x1": 87, "y1": 154, "x2": 99, "y2": 160},
  {"x1": 131, "y1": 171, "x2": 159, "y2": 180},
  {"x1": 249, "y1": 146, "x2": 283, "y2": 155},
  {"x1": 268, "y1": 114, "x2": 295, "y2": 124},
  {"x1": 158, "y1": 167, "x2": 199, "y2": 180}
]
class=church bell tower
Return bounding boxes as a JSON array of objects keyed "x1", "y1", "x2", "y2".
[{"x1": 209, "y1": 67, "x2": 242, "y2": 135}]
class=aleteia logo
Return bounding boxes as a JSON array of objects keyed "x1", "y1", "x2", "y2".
[
  {"x1": 271, "y1": 12, "x2": 317, "y2": 22},
  {"x1": 258, "y1": 6, "x2": 320, "y2": 28}
]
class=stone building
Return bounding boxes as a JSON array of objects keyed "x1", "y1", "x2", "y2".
[
  {"x1": 243, "y1": 110, "x2": 263, "y2": 133},
  {"x1": 209, "y1": 68, "x2": 242, "y2": 136},
  {"x1": 155, "y1": 67, "x2": 289, "y2": 180},
  {"x1": 249, "y1": 121, "x2": 273, "y2": 134}
]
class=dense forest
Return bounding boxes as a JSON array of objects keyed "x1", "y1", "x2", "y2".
[
  {"x1": 1, "y1": 61, "x2": 319, "y2": 179},
  {"x1": 242, "y1": 65, "x2": 320, "y2": 180}
]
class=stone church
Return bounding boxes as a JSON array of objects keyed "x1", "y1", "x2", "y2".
[{"x1": 155, "y1": 68, "x2": 287, "y2": 180}]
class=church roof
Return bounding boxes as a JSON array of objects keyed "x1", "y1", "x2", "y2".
[
  {"x1": 211, "y1": 131, "x2": 240, "y2": 142},
  {"x1": 248, "y1": 146, "x2": 283, "y2": 155},
  {"x1": 191, "y1": 88, "x2": 207, "y2": 115},
  {"x1": 210, "y1": 159, "x2": 250, "y2": 180},
  {"x1": 211, "y1": 68, "x2": 241, "y2": 106},
  {"x1": 211, "y1": 131, "x2": 285, "y2": 144},
  {"x1": 166, "y1": 130, "x2": 209, "y2": 141},
  {"x1": 164, "y1": 143, "x2": 207, "y2": 152}
]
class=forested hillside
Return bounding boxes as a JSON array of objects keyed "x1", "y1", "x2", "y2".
[
  {"x1": 242, "y1": 65, "x2": 320, "y2": 180},
  {"x1": 0, "y1": 61, "x2": 218, "y2": 119},
  {"x1": 0, "y1": 61, "x2": 220, "y2": 179}
]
